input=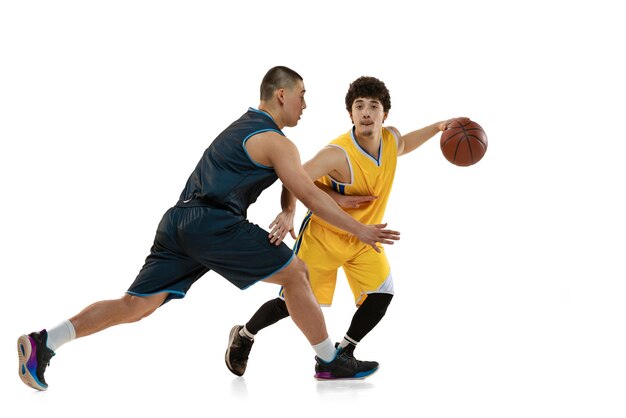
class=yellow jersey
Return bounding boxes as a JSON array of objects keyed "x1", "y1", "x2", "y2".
[{"x1": 309, "y1": 127, "x2": 398, "y2": 234}]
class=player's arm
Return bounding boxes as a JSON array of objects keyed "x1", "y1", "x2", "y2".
[
  {"x1": 267, "y1": 146, "x2": 342, "y2": 244},
  {"x1": 393, "y1": 120, "x2": 449, "y2": 157},
  {"x1": 267, "y1": 185, "x2": 298, "y2": 244},
  {"x1": 268, "y1": 146, "x2": 374, "y2": 244},
  {"x1": 304, "y1": 147, "x2": 376, "y2": 208},
  {"x1": 257, "y1": 133, "x2": 400, "y2": 252}
]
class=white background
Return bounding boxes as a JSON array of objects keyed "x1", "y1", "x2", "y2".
[{"x1": 1, "y1": 1, "x2": 625, "y2": 417}]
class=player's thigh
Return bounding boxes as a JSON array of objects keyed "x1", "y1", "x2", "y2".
[
  {"x1": 295, "y1": 224, "x2": 345, "y2": 305},
  {"x1": 128, "y1": 208, "x2": 209, "y2": 302},
  {"x1": 344, "y1": 246, "x2": 391, "y2": 296},
  {"x1": 186, "y1": 214, "x2": 295, "y2": 290}
]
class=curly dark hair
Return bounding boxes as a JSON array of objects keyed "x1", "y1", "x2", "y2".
[{"x1": 345, "y1": 76, "x2": 391, "y2": 113}]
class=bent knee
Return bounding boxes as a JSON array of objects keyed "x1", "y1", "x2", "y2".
[
  {"x1": 121, "y1": 293, "x2": 165, "y2": 322},
  {"x1": 367, "y1": 292, "x2": 394, "y2": 315},
  {"x1": 271, "y1": 256, "x2": 310, "y2": 287},
  {"x1": 288, "y1": 257, "x2": 309, "y2": 283}
]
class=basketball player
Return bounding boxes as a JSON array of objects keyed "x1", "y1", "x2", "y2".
[
  {"x1": 226, "y1": 76, "x2": 449, "y2": 378},
  {"x1": 17, "y1": 67, "x2": 401, "y2": 391}
]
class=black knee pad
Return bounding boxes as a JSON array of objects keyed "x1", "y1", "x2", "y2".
[{"x1": 364, "y1": 292, "x2": 393, "y2": 316}]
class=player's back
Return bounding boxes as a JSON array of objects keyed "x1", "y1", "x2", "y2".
[{"x1": 178, "y1": 108, "x2": 284, "y2": 217}]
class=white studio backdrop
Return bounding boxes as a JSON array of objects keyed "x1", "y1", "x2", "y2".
[{"x1": 1, "y1": 1, "x2": 624, "y2": 417}]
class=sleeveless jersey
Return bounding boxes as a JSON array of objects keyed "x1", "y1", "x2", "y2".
[
  {"x1": 310, "y1": 127, "x2": 398, "y2": 234},
  {"x1": 178, "y1": 108, "x2": 284, "y2": 217}
]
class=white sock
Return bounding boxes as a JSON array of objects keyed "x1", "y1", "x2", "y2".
[
  {"x1": 239, "y1": 325, "x2": 255, "y2": 340},
  {"x1": 46, "y1": 320, "x2": 76, "y2": 352},
  {"x1": 312, "y1": 338, "x2": 337, "y2": 363}
]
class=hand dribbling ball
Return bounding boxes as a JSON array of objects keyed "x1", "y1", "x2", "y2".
[{"x1": 440, "y1": 117, "x2": 488, "y2": 166}]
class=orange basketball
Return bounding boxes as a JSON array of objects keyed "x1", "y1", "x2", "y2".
[{"x1": 440, "y1": 117, "x2": 488, "y2": 166}]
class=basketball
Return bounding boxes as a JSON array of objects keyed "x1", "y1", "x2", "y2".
[{"x1": 440, "y1": 117, "x2": 488, "y2": 166}]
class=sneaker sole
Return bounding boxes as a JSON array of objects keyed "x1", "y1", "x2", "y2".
[
  {"x1": 314, "y1": 365, "x2": 379, "y2": 381},
  {"x1": 17, "y1": 335, "x2": 48, "y2": 391},
  {"x1": 224, "y1": 325, "x2": 244, "y2": 377}
]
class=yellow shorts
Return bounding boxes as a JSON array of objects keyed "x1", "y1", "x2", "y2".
[{"x1": 286, "y1": 218, "x2": 393, "y2": 306}]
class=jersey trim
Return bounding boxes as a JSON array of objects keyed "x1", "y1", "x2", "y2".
[
  {"x1": 242, "y1": 253, "x2": 296, "y2": 289},
  {"x1": 126, "y1": 289, "x2": 187, "y2": 299},
  {"x1": 249, "y1": 107, "x2": 274, "y2": 120},
  {"x1": 242, "y1": 128, "x2": 285, "y2": 169},
  {"x1": 387, "y1": 127, "x2": 400, "y2": 148},
  {"x1": 350, "y1": 127, "x2": 383, "y2": 166},
  {"x1": 325, "y1": 144, "x2": 354, "y2": 186},
  {"x1": 294, "y1": 211, "x2": 313, "y2": 255}
]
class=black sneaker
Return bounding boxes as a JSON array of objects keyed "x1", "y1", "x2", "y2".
[
  {"x1": 315, "y1": 347, "x2": 379, "y2": 380},
  {"x1": 17, "y1": 329, "x2": 55, "y2": 391},
  {"x1": 335, "y1": 342, "x2": 380, "y2": 376},
  {"x1": 225, "y1": 325, "x2": 254, "y2": 376}
]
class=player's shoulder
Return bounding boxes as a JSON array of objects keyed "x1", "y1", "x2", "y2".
[
  {"x1": 383, "y1": 126, "x2": 401, "y2": 151},
  {"x1": 313, "y1": 143, "x2": 347, "y2": 163},
  {"x1": 247, "y1": 130, "x2": 299, "y2": 165},
  {"x1": 384, "y1": 126, "x2": 401, "y2": 139},
  {"x1": 250, "y1": 129, "x2": 295, "y2": 148}
]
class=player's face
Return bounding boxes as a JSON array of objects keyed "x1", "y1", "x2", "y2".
[
  {"x1": 282, "y1": 80, "x2": 307, "y2": 128},
  {"x1": 350, "y1": 98, "x2": 387, "y2": 138}
]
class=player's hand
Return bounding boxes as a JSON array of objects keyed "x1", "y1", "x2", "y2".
[
  {"x1": 355, "y1": 223, "x2": 400, "y2": 253},
  {"x1": 440, "y1": 117, "x2": 469, "y2": 131},
  {"x1": 337, "y1": 195, "x2": 377, "y2": 209},
  {"x1": 268, "y1": 210, "x2": 296, "y2": 245}
]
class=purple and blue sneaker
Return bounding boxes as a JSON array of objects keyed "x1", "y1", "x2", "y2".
[{"x1": 17, "y1": 330, "x2": 55, "y2": 391}]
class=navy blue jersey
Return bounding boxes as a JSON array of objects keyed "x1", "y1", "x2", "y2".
[{"x1": 178, "y1": 108, "x2": 284, "y2": 217}]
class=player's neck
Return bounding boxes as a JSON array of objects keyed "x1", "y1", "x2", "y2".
[
  {"x1": 354, "y1": 129, "x2": 382, "y2": 159},
  {"x1": 258, "y1": 103, "x2": 283, "y2": 129}
]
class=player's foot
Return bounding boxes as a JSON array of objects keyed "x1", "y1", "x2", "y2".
[
  {"x1": 315, "y1": 347, "x2": 379, "y2": 380},
  {"x1": 335, "y1": 342, "x2": 380, "y2": 376},
  {"x1": 17, "y1": 330, "x2": 55, "y2": 391},
  {"x1": 225, "y1": 325, "x2": 254, "y2": 376}
]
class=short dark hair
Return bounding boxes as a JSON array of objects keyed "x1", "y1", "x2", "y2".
[
  {"x1": 260, "y1": 66, "x2": 303, "y2": 100},
  {"x1": 345, "y1": 76, "x2": 391, "y2": 113}
]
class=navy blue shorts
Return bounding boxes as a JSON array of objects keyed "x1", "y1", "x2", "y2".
[{"x1": 127, "y1": 206, "x2": 294, "y2": 302}]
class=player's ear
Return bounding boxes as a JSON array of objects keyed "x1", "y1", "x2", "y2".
[{"x1": 276, "y1": 88, "x2": 286, "y2": 104}]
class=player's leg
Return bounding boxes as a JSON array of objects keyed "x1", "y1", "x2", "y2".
[
  {"x1": 262, "y1": 256, "x2": 329, "y2": 347},
  {"x1": 245, "y1": 297, "x2": 290, "y2": 335},
  {"x1": 263, "y1": 257, "x2": 371, "y2": 380},
  {"x1": 206, "y1": 215, "x2": 367, "y2": 379},
  {"x1": 78, "y1": 206, "x2": 208, "y2": 338},
  {"x1": 341, "y1": 244, "x2": 394, "y2": 358},
  {"x1": 69, "y1": 293, "x2": 168, "y2": 338},
  {"x1": 269, "y1": 224, "x2": 379, "y2": 379},
  {"x1": 265, "y1": 220, "x2": 342, "y2": 345},
  {"x1": 340, "y1": 292, "x2": 393, "y2": 355},
  {"x1": 238, "y1": 230, "x2": 340, "y2": 338},
  {"x1": 225, "y1": 216, "x2": 339, "y2": 375},
  {"x1": 225, "y1": 297, "x2": 289, "y2": 376},
  {"x1": 226, "y1": 257, "x2": 339, "y2": 376},
  {"x1": 18, "y1": 207, "x2": 207, "y2": 391},
  {"x1": 226, "y1": 255, "x2": 344, "y2": 376},
  {"x1": 18, "y1": 292, "x2": 169, "y2": 391}
]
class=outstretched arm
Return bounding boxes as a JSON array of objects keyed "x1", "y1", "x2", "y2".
[
  {"x1": 394, "y1": 120, "x2": 450, "y2": 156},
  {"x1": 268, "y1": 185, "x2": 298, "y2": 245},
  {"x1": 268, "y1": 145, "x2": 375, "y2": 245}
]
